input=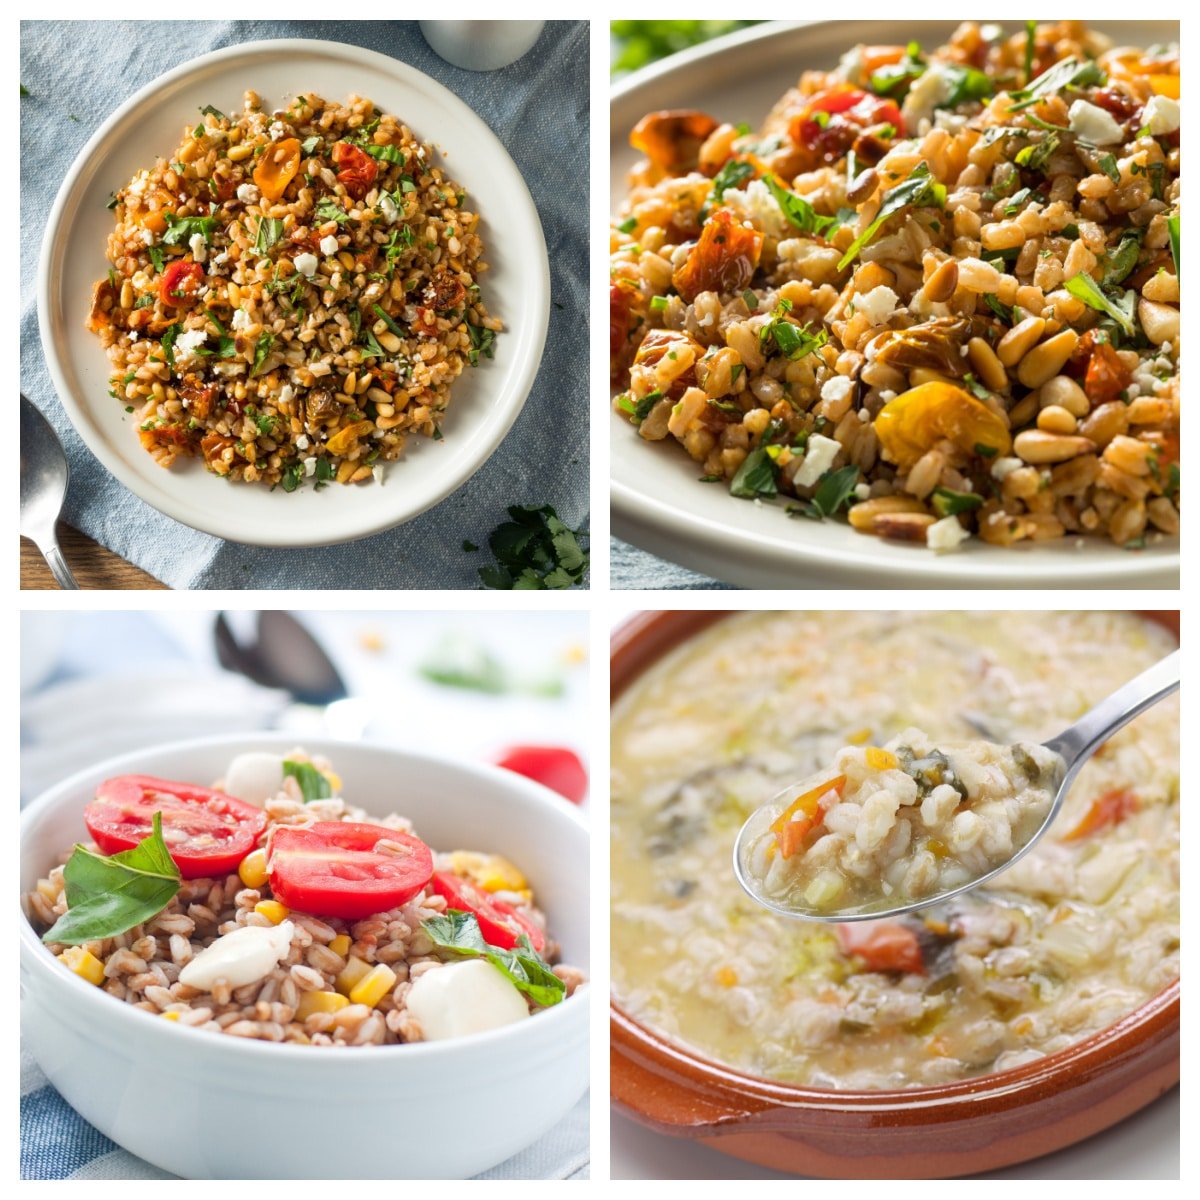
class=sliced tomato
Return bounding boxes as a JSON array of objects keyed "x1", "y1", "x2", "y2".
[
  {"x1": 495, "y1": 745, "x2": 588, "y2": 805},
  {"x1": 267, "y1": 822, "x2": 433, "y2": 920},
  {"x1": 331, "y1": 142, "x2": 378, "y2": 200},
  {"x1": 86, "y1": 775, "x2": 267, "y2": 879},
  {"x1": 431, "y1": 871, "x2": 545, "y2": 952},
  {"x1": 158, "y1": 260, "x2": 205, "y2": 308},
  {"x1": 835, "y1": 920, "x2": 924, "y2": 974}
]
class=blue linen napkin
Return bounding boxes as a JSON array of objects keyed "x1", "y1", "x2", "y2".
[
  {"x1": 611, "y1": 537, "x2": 735, "y2": 590},
  {"x1": 19, "y1": 20, "x2": 588, "y2": 589}
]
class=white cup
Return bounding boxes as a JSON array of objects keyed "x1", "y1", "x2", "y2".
[{"x1": 419, "y1": 20, "x2": 545, "y2": 72}]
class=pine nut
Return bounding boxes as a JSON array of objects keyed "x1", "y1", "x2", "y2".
[
  {"x1": 366, "y1": 387, "x2": 391, "y2": 405},
  {"x1": 1078, "y1": 401, "x2": 1129, "y2": 447},
  {"x1": 1016, "y1": 329, "x2": 1079, "y2": 388},
  {"x1": 378, "y1": 331, "x2": 402, "y2": 353},
  {"x1": 967, "y1": 337, "x2": 1007, "y2": 391},
  {"x1": 846, "y1": 167, "x2": 879, "y2": 206},
  {"x1": 996, "y1": 317, "x2": 1046, "y2": 366},
  {"x1": 847, "y1": 495, "x2": 927, "y2": 532},
  {"x1": 1038, "y1": 375, "x2": 1089, "y2": 417},
  {"x1": 1036, "y1": 405, "x2": 1078, "y2": 434},
  {"x1": 872, "y1": 512, "x2": 937, "y2": 541},
  {"x1": 1013, "y1": 430, "x2": 1093, "y2": 464},
  {"x1": 227, "y1": 144, "x2": 253, "y2": 161},
  {"x1": 923, "y1": 258, "x2": 959, "y2": 303}
]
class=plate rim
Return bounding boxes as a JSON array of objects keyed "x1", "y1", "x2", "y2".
[
  {"x1": 609, "y1": 19, "x2": 1180, "y2": 588},
  {"x1": 38, "y1": 35, "x2": 550, "y2": 548}
]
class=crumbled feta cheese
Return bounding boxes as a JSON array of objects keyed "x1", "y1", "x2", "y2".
[
  {"x1": 793, "y1": 433, "x2": 842, "y2": 488},
  {"x1": 902, "y1": 63, "x2": 956, "y2": 130},
  {"x1": 820, "y1": 375, "x2": 855, "y2": 405},
  {"x1": 854, "y1": 482, "x2": 871, "y2": 500},
  {"x1": 295, "y1": 434, "x2": 309, "y2": 451},
  {"x1": 180, "y1": 922, "x2": 294, "y2": 990},
  {"x1": 837, "y1": 44, "x2": 864, "y2": 86},
  {"x1": 129, "y1": 332, "x2": 139, "y2": 342},
  {"x1": 1068, "y1": 100, "x2": 1125, "y2": 146},
  {"x1": 990, "y1": 456, "x2": 1023, "y2": 481},
  {"x1": 1142, "y1": 95, "x2": 1180, "y2": 137},
  {"x1": 268, "y1": 120, "x2": 287, "y2": 141},
  {"x1": 236, "y1": 182, "x2": 260, "y2": 204},
  {"x1": 319, "y1": 234, "x2": 339, "y2": 256},
  {"x1": 173, "y1": 328, "x2": 209, "y2": 365},
  {"x1": 380, "y1": 193, "x2": 401, "y2": 224},
  {"x1": 278, "y1": 384, "x2": 294, "y2": 405},
  {"x1": 214, "y1": 362, "x2": 246, "y2": 377},
  {"x1": 231, "y1": 308, "x2": 251, "y2": 331},
  {"x1": 128, "y1": 175, "x2": 149, "y2": 197},
  {"x1": 294, "y1": 252, "x2": 318, "y2": 278},
  {"x1": 303, "y1": 457, "x2": 317, "y2": 477},
  {"x1": 211, "y1": 250, "x2": 229, "y2": 266},
  {"x1": 372, "y1": 465, "x2": 385, "y2": 486},
  {"x1": 188, "y1": 232, "x2": 207, "y2": 264},
  {"x1": 139, "y1": 228, "x2": 155, "y2": 246},
  {"x1": 721, "y1": 179, "x2": 791, "y2": 240},
  {"x1": 927, "y1": 515, "x2": 971, "y2": 553},
  {"x1": 856, "y1": 285, "x2": 900, "y2": 326}
]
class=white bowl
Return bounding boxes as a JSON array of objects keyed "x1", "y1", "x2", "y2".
[
  {"x1": 610, "y1": 19, "x2": 1180, "y2": 589},
  {"x1": 20, "y1": 734, "x2": 588, "y2": 1179},
  {"x1": 39, "y1": 38, "x2": 550, "y2": 547}
]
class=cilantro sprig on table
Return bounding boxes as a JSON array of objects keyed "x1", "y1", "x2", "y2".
[{"x1": 475, "y1": 505, "x2": 589, "y2": 590}]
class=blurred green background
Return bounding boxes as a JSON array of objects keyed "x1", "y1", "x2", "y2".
[{"x1": 611, "y1": 21, "x2": 762, "y2": 77}]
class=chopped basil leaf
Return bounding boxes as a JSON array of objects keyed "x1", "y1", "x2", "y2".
[
  {"x1": 147, "y1": 245, "x2": 166, "y2": 274},
  {"x1": 1014, "y1": 132, "x2": 1059, "y2": 173},
  {"x1": 160, "y1": 324, "x2": 181, "y2": 371},
  {"x1": 1064, "y1": 274, "x2": 1136, "y2": 337},
  {"x1": 762, "y1": 174, "x2": 844, "y2": 238},
  {"x1": 839, "y1": 163, "x2": 946, "y2": 269},
  {"x1": 941, "y1": 64, "x2": 993, "y2": 108},
  {"x1": 133, "y1": 294, "x2": 155, "y2": 309},
  {"x1": 199, "y1": 104, "x2": 226, "y2": 121},
  {"x1": 1007, "y1": 56, "x2": 1106, "y2": 112},
  {"x1": 931, "y1": 487, "x2": 984, "y2": 517},
  {"x1": 282, "y1": 759, "x2": 332, "y2": 802},
  {"x1": 729, "y1": 447, "x2": 778, "y2": 500},
  {"x1": 162, "y1": 212, "x2": 217, "y2": 247},
  {"x1": 281, "y1": 463, "x2": 302, "y2": 492},
  {"x1": 314, "y1": 197, "x2": 351, "y2": 225},
  {"x1": 788, "y1": 464, "x2": 860, "y2": 521},
  {"x1": 1101, "y1": 231, "x2": 1143, "y2": 288},
  {"x1": 617, "y1": 215, "x2": 638, "y2": 233},
  {"x1": 710, "y1": 159, "x2": 754, "y2": 204},
  {"x1": 250, "y1": 330, "x2": 275, "y2": 376},
  {"x1": 1098, "y1": 152, "x2": 1121, "y2": 184},
  {"x1": 254, "y1": 216, "x2": 284, "y2": 254},
  {"x1": 300, "y1": 135, "x2": 322, "y2": 155},
  {"x1": 467, "y1": 323, "x2": 496, "y2": 367}
]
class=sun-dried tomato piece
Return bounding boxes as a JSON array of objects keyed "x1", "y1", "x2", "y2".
[
  {"x1": 178, "y1": 374, "x2": 219, "y2": 421},
  {"x1": 788, "y1": 87, "x2": 904, "y2": 166},
  {"x1": 424, "y1": 274, "x2": 466, "y2": 311},
  {"x1": 610, "y1": 278, "x2": 643, "y2": 382},
  {"x1": 632, "y1": 328, "x2": 701, "y2": 399},
  {"x1": 1084, "y1": 339, "x2": 1131, "y2": 405},
  {"x1": 630, "y1": 110, "x2": 720, "y2": 175},
  {"x1": 671, "y1": 208, "x2": 763, "y2": 303}
]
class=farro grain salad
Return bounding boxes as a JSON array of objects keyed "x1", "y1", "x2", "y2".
[
  {"x1": 88, "y1": 92, "x2": 500, "y2": 490},
  {"x1": 611, "y1": 611, "x2": 1179, "y2": 1088},
  {"x1": 24, "y1": 751, "x2": 582, "y2": 1046},
  {"x1": 610, "y1": 22, "x2": 1180, "y2": 552},
  {"x1": 741, "y1": 732, "x2": 1063, "y2": 915}
]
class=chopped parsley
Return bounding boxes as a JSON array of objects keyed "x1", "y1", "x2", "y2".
[
  {"x1": 250, "y1": 331, "x2": 275, "y2": 377},
  {"x1": 467, "y1": 323, "x2": 496, "y2": 366},
  {"x1": 162, "y1": 212, "x2": 218, "y2": 247},
  {"x1": 762, "y1": 174, "x2": 845, "y2": 238},
  {"x1": 617, "y1": 215, "x2": 638, "y2": 233},
  {"x1": 709, "y1": 159, "x2": 754, "y2": 205},
  {"x1": 1098, "y1": 152, "x2": 1121, "y2": 184},
  {"x1": 254, "y1": 216, "x2": 284, "y2": 254},
  {"x1": 788, "y1": 465, "x2": 860, "y2": 521},
  {"x1": 477, "y1": 505, "x2": 589, "y2": 590}
]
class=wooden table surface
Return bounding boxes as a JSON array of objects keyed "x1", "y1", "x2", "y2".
[{"x1": 21, "y1": 526, "x2": 167, "y2": 590}]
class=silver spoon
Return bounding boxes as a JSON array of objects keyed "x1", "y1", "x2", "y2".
[
  {"x1": 734, "y1": 648, "x2": 1180, "y2": 922},
  {"x1": 20, "y1": 395, "x2": 79, "y2": 590}
]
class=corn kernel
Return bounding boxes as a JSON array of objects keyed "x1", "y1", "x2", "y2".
[
  {"x1": 254, "y1": 900, "x2": 289, "y2": 924},
  {"x1": 447, "y1": 851, "x2": 527, "y2": 893},
  {"x1": 349, "y1": 964, "x2": 397, "y2": 1009},
  {"x1": 847, "y1": 728, "x2": 873, "y2": 745},
  {"x1": 61, "y1": 946, "x2": 106, "y2": 986},
  {"x1": 1012, "y1": 1016, "x2": 1035, "y2": 1036},
  {"x1": 335, "y1": 956, "x2": 373, "y2": 996},
  {"x1": 238, "y1": 849, "x2": 269, "y2": 889},
  {"x1": 322, "y1": 769, "x2": 343, "y2": 792},
  {"x1": 295, "y1": 990, "x2": 350, "y2": 1020},
  {"x1": 715, "y1": 966, "x2": 738, "y2": 988},
  {"x1": 865, "y1": 747, "x2": 899, "y2": 770},
  {"x1": 161, "y1": 1010, "x2": 181, "y2": 1021},
  {"x1": 328, "y1": 934, "x2": 351, "y2": 958}
]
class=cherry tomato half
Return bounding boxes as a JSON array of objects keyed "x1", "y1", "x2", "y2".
[
  {"x1": 158, "y1": 260, "x2": 205, "y2": 308},
  {"x1": 431, "y1": 871, "x2": 545, "y2": 953},
  {"x1": 495, "y1": 745, "x2": 588, "y2": 805},
  {"x1": 86, "y1": 775, "x2": 267, "y2": 879},
  {"x1": 268, "y1": 821, "x2": 433, "y2": 920},
  {"x1": 331, "y1": 142, "x2": 378, "y2": 200}
]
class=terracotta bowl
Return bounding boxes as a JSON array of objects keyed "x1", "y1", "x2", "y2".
[{"x1": 610, "y1": 610, "x2": 1180, "y2": 1178}]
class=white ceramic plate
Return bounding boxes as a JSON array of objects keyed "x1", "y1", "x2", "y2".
[
  {"x1": 611, "y1": 20, "x2": 1180, "y2": 589},
  {"x1": 40, "y1": 39, "x2": 549, "y2": 547}
]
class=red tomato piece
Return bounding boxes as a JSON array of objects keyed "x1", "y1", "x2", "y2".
[
  {"x1": 86, "y1": 775, "x2": 267, "y2": 880},
  {"x1": 158, "y1": 260, "x2": 204, "y2": 308},
  {"x1": 431, "y1": 871, "x2": 545, "y2": 953},
  {"x1": 1084, "y1": 339, "x2": 1132, "y2": 405},
  {"x1": 331, "y1": 142, "x2": 379, "y2": 200},
  {"x1": 790, "y1": 87, "x2": 904, "y2": 163},
  {"x1": 495, "y1": 745, "x2": 588, "y2": 805},
  {"x1": 267, "y1": 822, "x2": 433, "y2": 920},
  {"x1": 671, "y1": 207, "x2": 764, "y2": 303},
  {"x1": 835, "y1": 920, "x2": 925, "y2": 974}
]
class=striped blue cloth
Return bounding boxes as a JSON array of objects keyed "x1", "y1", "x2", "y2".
[{"x1": 19, "y1": 19, "x2": 588, "y2": 589}]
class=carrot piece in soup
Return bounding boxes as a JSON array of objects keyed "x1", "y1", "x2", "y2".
[
  {"x1": 835, "y1": 920, "x2": 924, "y2": 974},
  {"x1": 1063, "y1": 788, "x2": 1139, "y2": 841}
]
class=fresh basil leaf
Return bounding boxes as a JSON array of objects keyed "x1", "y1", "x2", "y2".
[
  {"x1": 421, "y1": 911, "x2": 566, "y2": 1008},
  {"x1": 1167, "y1": 213, "x2": 1180, "y2": 277},
  {"x1": 282, "y1": 759, "x2": 332, "y2": 802},
  {"x1": 710, "y1": 159, "x2": 754, "y2": 203},
  {"x1": 162, "y1": 212, "x2": 217, "y2": 247},
  {"x1": 941, "y1": 64, "x2": 993, "y2": 108},
  {"x1": 1007, "y1": 56, "x2": 1106, "y2": 112},
  {"x1": 199, "y1": 104, "x2": 226, "y2": 121},
  {"x1": 931, "y1": 487, "x2": 984, "y2": 517},
  {"x1": 250, "y1": 330, "x2": 275, "y2": 377},
  {"x1": 1064, "y1": 274, "x2": 1136, "y2": 336},
  {"x1": 1098, "y1": 152, "x2": 1121, "y2": 184},
  {"x1": 300, "y1": 135, "x2": 321, "y2": 155},
  {"x1": 1014, "y1": 132, "x2": 1059, "y2": 172},
  {"x1": 762, "y1": 174, "x2": 843, "y2": 238},
  {"x1": 806, "y1": 464, "x2": 860, "y2": 519},
  {"x1": 314, "y1": 197, "x2": 351, "y2": 225},
  {"x1": 42, "y1": 812, "x2": 182, "y2": 945},
  {"x1": 760, "y1": 315, "x2": 828, "y2": 361},
  {"x1": 1101, "y1": 231, "x2": 1143, "y2": 288},
  {"x1": 254, "y1": 216, "x2": 284, "y2": 254},
  {"x1": 147, "y1": 244, "x2": 166, "y2": 274},
  {"x1": 729, "y1": 447, "x2": 778, "y2": 500},
  {"x1": 839, "y1": 163, "x2": 946, "y2": 269},
  {"x1": 160, "y1": 324, "x2": 181, "y2": 371},
  {"x1": 467, "y1": 323, "x2": 496, "y2": 367}
]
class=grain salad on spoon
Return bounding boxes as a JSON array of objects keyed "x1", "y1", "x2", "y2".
[
  {"x1": 610, "y1": 21, "x2": 1179, "y2": 552},
  {"x1": 88, "y1": 91, "x2": 500, "y2": 490},
  {"x1": 24, "y1": 750, "x2": 582, "y2": 1045}
]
